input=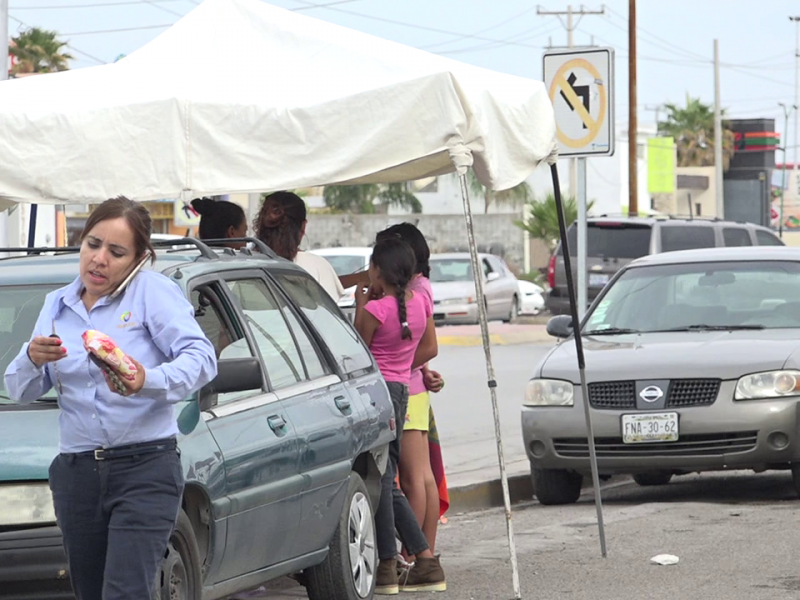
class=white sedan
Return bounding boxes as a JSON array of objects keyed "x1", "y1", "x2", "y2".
[{"x1": 517, "y1": 280, "x2": 545, "y2": 315}]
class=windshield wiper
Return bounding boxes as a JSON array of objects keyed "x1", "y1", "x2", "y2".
[
  {"x1": 651, "y1": 324, "x2": 766, "y2": 332},
  {"x1": 583, "y1": 327, "x2": 639, "y2": 335}
]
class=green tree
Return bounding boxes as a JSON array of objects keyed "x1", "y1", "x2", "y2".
[
  {"x1": 466, "y1": 168, "x2": 533, "y2": 214},
  {"x1": 10, "y1": 27, "x2": 73, "y2": 75},
  {"x1": 658, "y1": 94, "x2": 735, "y2": 170},
  {"x1": 323, "y1": 183, "x2": 422, "y2": 214},
  {"x1": 515, "y1": 193, "x2": 594, "y2": 253}
]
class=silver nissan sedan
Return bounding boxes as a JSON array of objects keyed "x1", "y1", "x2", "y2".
[{"x1": 522, "y1": 246, "x2": 800, "y2": 505}]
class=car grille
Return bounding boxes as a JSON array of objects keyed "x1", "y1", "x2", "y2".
[
  {"x1": 552, "y1": 431, "x2": 758, "y2": 458},
  {"x1": 587, "y1": 379, "x2": 720, "y2": 409}
]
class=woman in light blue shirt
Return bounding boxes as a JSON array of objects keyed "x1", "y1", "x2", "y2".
[{"x1": 4, "y1": 196, "x2": 217, "y2": 600}]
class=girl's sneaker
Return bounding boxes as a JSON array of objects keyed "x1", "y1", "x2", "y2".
[{"x1": 399, "y1": 556, "x2": 446, "y2": 593}]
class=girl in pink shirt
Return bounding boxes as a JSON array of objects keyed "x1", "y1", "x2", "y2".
[{"x1": 354, "y1": 237, "x2": 445, "y2": 594}]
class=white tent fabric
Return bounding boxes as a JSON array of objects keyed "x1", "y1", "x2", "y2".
[{"x1": 0, "y1": 0, "x2": 557, "y2": 210}]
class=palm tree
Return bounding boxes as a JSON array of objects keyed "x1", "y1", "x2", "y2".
[
  {"x1": 10, "y1": 28, "x2": 73, "y2": 76},
  {"x1": 323, "y1": 183, "x2": 421, "y2": 214},
  {"x1": 658, "y1": 94, "x2": 735, "y2": 170},
  {"x1": 515, "y1": 193, "x2": 594, "y2": 253},
  {"x1": 466, "y1": 168, "x2": 533, "y2": 214}
]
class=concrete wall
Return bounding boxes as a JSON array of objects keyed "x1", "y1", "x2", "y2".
[
  {"x1": 652, "y1": 166, "x2": 717, "y2": 217},
  {"x1": 304, "y1": 213, "x2": 526, "y2": 272}
]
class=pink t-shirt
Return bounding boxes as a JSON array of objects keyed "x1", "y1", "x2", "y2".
[
  {"x1": 364, "y1": 289, "x2": 431, "y2": 385},
  {"x1": 408, "y1": 276, "x2": 433, "y2": 396}
]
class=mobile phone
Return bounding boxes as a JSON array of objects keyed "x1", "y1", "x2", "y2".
[{"x1": 109, "y1": 251, "x2": 152, "y2": 300}]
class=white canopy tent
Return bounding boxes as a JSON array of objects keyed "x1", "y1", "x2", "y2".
[
  {"x1": 0, "y1": 0, "x2": 556, "y2": 208},
  {"x1": 0, "y1": 0, "x2": 611, "y2": 596}
]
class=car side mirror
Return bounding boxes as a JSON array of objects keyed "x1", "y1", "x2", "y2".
[
  {"x1": 199, "y1": 357, "x2": 263, "y2": 411},
  {"x1": 546, "y1": 315, "x2": 573, "y2": 339},
  {"x1": 486, "y1": 272, "x2": 500, "y2": 282}
]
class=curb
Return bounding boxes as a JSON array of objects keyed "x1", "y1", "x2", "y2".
[
  {"x1": 447, "y1": 473, "x2": 631, "y2": 514},
  {"x1": 438, "y1": 332, "x2": 554, "y2": 347}
]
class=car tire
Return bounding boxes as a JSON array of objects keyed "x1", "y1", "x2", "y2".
[
  {"x1": 790, "y1": 464, "x2": 800, "y2": 498},
  {"x1": 633, "y1": 472, "x2": 673, "y2": 486},
  {"x1": 153, "y1": 509, "x2": 202, "y2": 600},
  {"x1": 305, "y1": 473, "x2": 376, "y2": 600},
  {"x1": 503, "y1": 295, "x2": 519, "y2": 323},
  {"x1": 531, "y1": 467, "x2": 582, "y2": 505}
]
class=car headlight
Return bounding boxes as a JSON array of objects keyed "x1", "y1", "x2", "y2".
[
  {"x1": 735, "y1": 370, "x2": 800, "y2": 400},
  {"x1": 0, "y1": 483, "x2": 56, "y2": 526},
  {"x1": 440, "y1": 297, "x2": 475, "y2": 306},
  {"x1": 524, "y1": 379, "x2": 574, "y2": 406}
]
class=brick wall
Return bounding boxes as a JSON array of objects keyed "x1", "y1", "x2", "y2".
[{"x1": 304, "y1": 213, "x2": 526, "y2": 272}]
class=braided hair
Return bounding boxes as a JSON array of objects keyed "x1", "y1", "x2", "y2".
[
  {"x1": 370, "y1": 237, "x2": 416, "y2": 340},
  {"x1": 254, "y1": 191, "x2": 307, "y2": 260},
  {"x1": 375, "y1": 223, "x2": 431, "y2": 279}
]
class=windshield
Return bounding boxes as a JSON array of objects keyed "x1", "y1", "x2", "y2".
[
  {"x1": 321, "y1": 255, "x2": 368, "y2": 277},
  {"x1": 583, "y1": 261, "x2": 800, "y2": 334},
  {"x1": 560, "y1": 223, "x2": 652, "y2": 259},
  {"x1": 430, "y1": 259, "x2": 474, "y2": 283},
  {"x1": 0, "y1": 285, "x2": 59, "y2": 404}
]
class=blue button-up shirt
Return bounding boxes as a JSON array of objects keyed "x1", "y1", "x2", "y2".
[{"x1": 4, "y1": 269, "x2": 217, "y2": 453}]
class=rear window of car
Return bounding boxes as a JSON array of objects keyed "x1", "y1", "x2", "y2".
[
  {"x1": 318, "y1": 255, "x2": 367, "y2": 277},
  {"x1": 659, "y1": 225, "x2": 716, "y2": 252},
  {"x1": 723, "y1": 227, "x2": 752, "y2": 247},
  {"x1": 559, "y1": 223, "x2": 652, "y2": 259},
  {"x1": 756, "y1": 230, "x2": 784, "y2": 246}
]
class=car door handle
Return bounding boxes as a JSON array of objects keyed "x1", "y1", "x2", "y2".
[
  {"x1": 334, "y1": 396, "x2": 351, "y2": 413},
  {"x1": 267, "y1": 415, "x2": 286, "y2": 431}
]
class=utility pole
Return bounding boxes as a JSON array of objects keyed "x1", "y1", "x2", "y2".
[
  {"x1": 537, "y1": 4, "x2": 605, "y2": 199},
  {"x1": 0, "y1": 0, "x2": 6, "y2": 83},
  {"x1": 628, "y1": 0, "x2": 638, "y2": 215},
  {"x1": 644, "y1": 104, "x2": 666, "y2": 129},
  {"x1": 779, "y1": 102, "x2": 797, "y2": 238},
  {"x1": 713, "y1": 39, "x2": 724, "y2": 218},
  {"x1": 791, "y1": 17, "x2": 800, "y2": 176}
]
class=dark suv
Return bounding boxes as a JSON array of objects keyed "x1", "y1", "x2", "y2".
[
  {"x1": 546, "y1": 216, "x2": 784, "y2": 315},
  {"x1": 0, "y1": 238, "x2": 393, "y2": 600}
]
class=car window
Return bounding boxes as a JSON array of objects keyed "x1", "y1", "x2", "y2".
[
  {"x1": 317, "y1": 254, "x2": 368, "y2": 277},
  {"x1": 0, "y1": 284, "x2": 60, "y2": 404},
  {"x1": 659, "y1": 225, "x2": 716, "y2": 252},
  {"x1": 191, "y1": 284, "x2": 261, "y2": 405},
  {"x1": 430, "y1": 259, "x2": 473, "y2": 282},
  {"x1": 756, "y1": 230, "x2": 784, "y2": 246},
  {"x1": 561, "y1": 223, "x2": 652, "y2": 258},
  {"x1": 482, "y1": 259, "x2": 493, "y2": 277},
  {"x1": 273, "y1": 290, "x2": 329, "y2": 380},
  {"x1": 273, "y1": 270, "x2": 374, "y2": 377},
  {"x1": 584, "y1": 260, "x2": 800, "y2": 333},
  {"x1": 226, "y1": 277, "x2": 310, "y2": 390},
  {"x1": 723, "y1": 228, "x2": 752, "y2": 247}
]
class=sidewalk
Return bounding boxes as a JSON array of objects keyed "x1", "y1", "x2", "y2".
[{"x1": 437, "y1": 320, "x2": 554, "y2": 347}]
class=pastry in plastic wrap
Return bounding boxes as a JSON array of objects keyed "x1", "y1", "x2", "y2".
[{"x1": 82, "y1": 330, "x2": 137, "y2": 394}]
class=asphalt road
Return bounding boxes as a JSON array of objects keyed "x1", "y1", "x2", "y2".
[
  {"x1": 235, "y1": 470, "x2": 800, "y2": 599},
  {"x1": 430, "y1": 341, "x2": 555, "y2": 488}
]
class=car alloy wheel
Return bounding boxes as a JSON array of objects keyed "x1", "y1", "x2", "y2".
[{"x1": 349, "y1": 491, "x2": 376, "y2": 597}]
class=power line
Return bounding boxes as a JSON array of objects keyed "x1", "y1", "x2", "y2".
[
  {"x1": 11, "y1": 0, "x2": 182, "y2": 8},
  {"x1": 291, "y1": 0, "x2": 362, "y2": 11},
  {"x1": 418, "y1": 5, "x2": 545, "y2": 51},
  {"x1": 7, "y1": 14, "x2": 107, "y2": 64},
  {"x1": 435, "y1": 24, "x2": 561, "y2": 56},
  {"x1": 61, "y1": 23, "x2": 173, "y2": 35}
]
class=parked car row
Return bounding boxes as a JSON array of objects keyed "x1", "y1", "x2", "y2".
[{"x1": 0, "y1": 238, "x2": 393, "y2": 600}]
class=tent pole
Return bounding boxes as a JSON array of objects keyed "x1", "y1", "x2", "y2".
[
  {"x1": 27, "y1": 204, "x2": 38, "y2": 248},
  {"x1": 549, "y1": 163, "x2": 608, "y2": 557},
  {"x1": 458, "y1": 173, "x2": 521, "y2": 599}
]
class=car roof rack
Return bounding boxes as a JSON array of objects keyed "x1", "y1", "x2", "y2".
[{"x1": 199, "y1": 237, "x2": 279, "y2": 259}]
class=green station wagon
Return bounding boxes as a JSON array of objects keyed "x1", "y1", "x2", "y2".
[{"x1": 0, "y1": 239, "x2": 394, "y2": 600}]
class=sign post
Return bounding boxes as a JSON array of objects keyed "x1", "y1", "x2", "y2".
[
  {"x1": 544, "y1": 46, "x2": 615, "y2": 316},
  {"x1": 543, "y1": 47, "x2": 615, "y2": 559}
]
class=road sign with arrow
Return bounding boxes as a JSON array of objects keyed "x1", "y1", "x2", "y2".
[{"x1": 543, "y1": 47, "x2": 615, "y2": 158}]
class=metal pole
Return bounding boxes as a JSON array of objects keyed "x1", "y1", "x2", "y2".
[
  {"x1": 459, "y1": 173, "x2": 522, "y2": 599},
  {"x1": 713, "y1": 39, "x2": 724, "y2": 219},
  {"x1": 780, "y1": 103, "x2": 791, "y2": 238},
  {"x1": 793, "y1": 17, "x2": 800, "y2": 172},
  {"x1": 567, "y1": 6, "x2": 577, "y2": 200},
  {"x1": 0, "y1": 0, "x2": 8, "y2": 83},
  {"x1": 550, "y1": 163, "x2": 607, "y2": 558},
  {"x1": 577, "y1": 158, "x2": 588, "y2": 317},
  {"x1": 628, "y1": 0, "x2": 638, "y2": 215}
]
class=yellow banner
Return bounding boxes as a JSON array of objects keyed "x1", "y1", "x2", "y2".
[{"x1": 647, "y1": 137, "x2": 675, "y2": 194}]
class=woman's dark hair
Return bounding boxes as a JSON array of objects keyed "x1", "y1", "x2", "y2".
[
  {"x1": 191, "y1": 197, "x2": 246, "y2": 240},
  {"x1": 371, "y1": 238, "x2": 416, "y2": 340},
  {"x1": 81, "y1": 196, "x2": 155, "y2": 264},
  {"x1": 375, "y1": 222, "x2": 431, "y2": 278},
  {"x1": 254, "y1": 191, "x2": 307, "y2": 260}
]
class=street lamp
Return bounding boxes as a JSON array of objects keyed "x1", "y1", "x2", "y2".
[{"x1": 779, "y1": 102, "x2": 797, "y2": 238}]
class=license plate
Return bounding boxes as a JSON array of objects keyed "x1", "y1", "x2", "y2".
[
  {"x1": 622, "y1": 412, "x2": 679, "y2": 444},
  {"x1": 589, "y1": 273, "x2": 609, "y2": 287}
]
